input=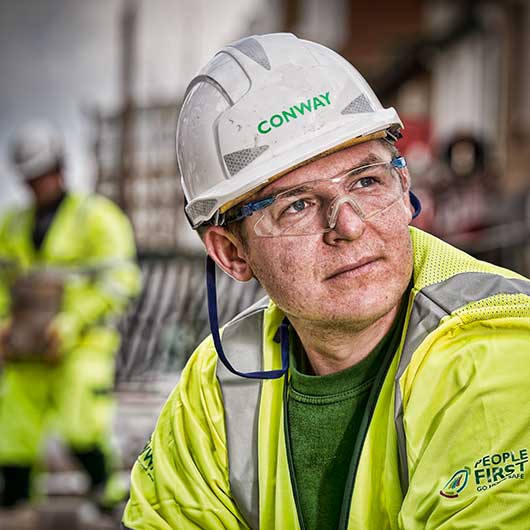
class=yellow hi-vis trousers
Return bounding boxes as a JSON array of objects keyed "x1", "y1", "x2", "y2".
[{"x1": 0, "y1": 327, "x2": 118, "y2": 464}]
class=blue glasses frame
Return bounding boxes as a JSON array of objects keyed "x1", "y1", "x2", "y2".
[{"x1": 224, "y1": 156, "x2": 414, "y2": 225}]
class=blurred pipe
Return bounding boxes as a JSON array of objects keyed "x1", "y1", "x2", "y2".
[
  {"x1": 282, "y1": 0, "x2": 299, "y2": 33},
  {"x1": 373, "y1": 1, "x2": 484, "y2": 101},
  {"x1": 506, "y1": 0, "x2": 526, "y2": 140},
  {"x1": 501, "y1": 0, "x2": 530, "y2": 193},
  {"x1": 118, "y1": 0, "x2": 138, "y2": 214}
]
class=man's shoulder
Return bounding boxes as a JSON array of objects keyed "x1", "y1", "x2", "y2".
[
  {"x1": 0, "y1": 203, "x2": 32, "y2": 238},
  {"x1": 181, "y1": 296, "x2": 272, "y2": 387},
  {"x1": 0, "y1": 202, "x2": 30, "y2": 222},
  {"x1": 168, "y1": 295, "x2": 274, "y2": 390},
  {"x1": 64, "y1": 193, "x2": 133, "y2": 241},
  {"x1": 411, "y1": 227, "x2": 529, "y2": 288},
  {"x1": 224, "y1": 295, "x2": 271, "y2": 329},
  {"x1": 405, "y1": 228, "x2": 530, "y2": 376},
  {"x1": 401, "y1": 262, "x2": 530, "y2": 421},
  {"x1": 411, "y1": 228, "x2": 530, "y2": 311},
  {"x1": 66, "y1": 191, "x2": 122, "y2": 215}
]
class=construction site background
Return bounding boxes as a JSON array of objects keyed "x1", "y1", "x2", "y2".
[{"x1": 0, "y1": 1, "x2": 529, "y2": 528}]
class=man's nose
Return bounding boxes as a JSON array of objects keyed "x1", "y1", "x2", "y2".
[{"x1": 324, "y1": 196, "x2": 366, "y2": 242}]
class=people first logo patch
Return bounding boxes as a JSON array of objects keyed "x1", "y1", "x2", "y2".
[
  {"x1": 440, "y1": 467, "x2": 470, "y2": 498},
  {"x1": 440, "y1": 448, "x2": 528, "y2": 498}
]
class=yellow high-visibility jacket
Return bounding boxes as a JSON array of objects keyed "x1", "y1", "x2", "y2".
[
  {"x1": 0, "y1": 192, "x2": 141, "y2": 353},
  {"x1": 124, "y1": 228, "x2": 530, "y2": 530},
  {"x1": 0, "y1": 192, "x2": 141, "y2": 462}
]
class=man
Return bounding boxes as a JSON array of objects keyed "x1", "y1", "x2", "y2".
[
  {"x1": 0, "y1": 122, "x2": 142, "y2": 514},
  {"x1": 123, "y1": 33, "x2": 530, "y2": 529}
]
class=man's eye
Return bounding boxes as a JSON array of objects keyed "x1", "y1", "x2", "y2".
[
  {"x1": 281, "y1": 198, "x2": 311, "y2": 216},
  {"x1": 357, "y1": 176, "x2": 377, "y2": 188},
  {"x1": 287, "y1": 199, "x2": 307, "y2": 213}
]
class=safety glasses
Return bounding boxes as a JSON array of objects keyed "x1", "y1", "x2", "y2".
[{"x1": 225, "y1": 157, "x2": 408, "y2": 237}]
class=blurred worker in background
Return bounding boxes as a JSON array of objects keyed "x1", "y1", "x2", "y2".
[
  {"x1": 0, "y1": 122, "x2": 142, "y2": 519},
  {"x1": 124, "y1": 33, "x2": 530, "y2": 529}
]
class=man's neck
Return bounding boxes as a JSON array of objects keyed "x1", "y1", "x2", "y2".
[{"x1": 288, "y1": 305, "x2": 400, "y2": 376}]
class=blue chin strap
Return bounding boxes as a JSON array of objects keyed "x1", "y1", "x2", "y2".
[
  {"x1": 409, "y1": 190, "x2": 422, "y2": 219},
  {"x1": 206, "y1": 256, "x2": 289, "y2": 379},
  {"x1": 205, "y1": 190, "x2": 421, "y2": 380}
]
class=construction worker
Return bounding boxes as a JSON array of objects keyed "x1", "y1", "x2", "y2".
[
  {"x1": 123, "y1": 33, "x2": 530, "y2": 529},
  {"x1": 0, "y1": 122, "x2": 142, "y2": 514}
]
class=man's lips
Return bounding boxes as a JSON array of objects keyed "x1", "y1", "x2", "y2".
[{"x1": 325, "y1": 257, "x2": 380, "y2": 280}]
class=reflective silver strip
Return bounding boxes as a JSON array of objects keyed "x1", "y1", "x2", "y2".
[
  {"x1": 223, "y1": 145, "x2": 270, "y2": 176},
  {"x1": 394, "y1": 272, "x2": 530, "y2": 491},
  {"x1": 216, "y1": 296, "x2": 270, "y2": 529},
  {"x1": 230, "y1": 37, "x2": 272, "y2": 70}
]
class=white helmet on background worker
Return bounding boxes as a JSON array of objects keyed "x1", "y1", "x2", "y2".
[
  {"x1": 176, "y1": 32, "x2": 403, "y2": 229},
  {"x1": 10, "y1": 122, "x2": 63, "y2": 181}
]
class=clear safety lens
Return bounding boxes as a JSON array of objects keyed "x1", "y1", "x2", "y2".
[{"x1": 251, "y1": 160, "x2": 405, "y2": 237}]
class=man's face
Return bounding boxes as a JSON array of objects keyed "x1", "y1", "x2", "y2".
[
  {"x1": 238, "y1": 140, "x2": 414, "y2": 330},
  {"x1": 25, "y1": 172, "x2": 64, "y2": 208}
]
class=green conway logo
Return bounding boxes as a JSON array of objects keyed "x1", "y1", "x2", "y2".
[{"x1": 257, "y1": 92, "x2": 331, "y2": 134}]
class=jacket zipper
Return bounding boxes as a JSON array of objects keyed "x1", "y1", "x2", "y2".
[
  {"x1": 336, "y1": 342, "x2": 400, "y2": 530},
  {"x1": 283, "y1": 373, "x2": 308, "y2": 530},
  {"x1": 283, "y1": 356, "x2": 393, "y2": 530}
]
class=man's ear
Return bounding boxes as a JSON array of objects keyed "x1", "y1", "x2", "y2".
[
  {"x1": 400, "y1": 166, "x2": 411, "y2": 193},
  {"x1": 203, "y1": 226, "x2": 254, "y2": 282},
  {"x1": 400, "y1": 167, "x2": 414, "y2": 223}
]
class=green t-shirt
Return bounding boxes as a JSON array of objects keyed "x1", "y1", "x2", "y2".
[{"x1": 287, "y1": 300, "x2": 408, "y2": 530}]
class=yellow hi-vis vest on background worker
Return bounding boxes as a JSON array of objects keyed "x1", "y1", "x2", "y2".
[
  {"x1": 123, "y1": 228, "x2": 530, "y2": 530},
  {"x1": 0, "y1": 192, "x2": 141, "y2": 462}
]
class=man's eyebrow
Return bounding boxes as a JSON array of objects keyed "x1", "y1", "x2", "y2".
[
  {"x1": 279, "y1": 185, "x2": 313, "y2": 198},
  {"x1": 252, "y1": 184, "x2": 311, "y2": 201},
  {"x1": 352, "y1": 153, "x2": 386, "y2": 167}
]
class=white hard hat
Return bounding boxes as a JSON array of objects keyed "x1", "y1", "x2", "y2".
[
  {"x1": 10, "y1": 122, "x2": 63, "y2": 180},
  {"x1": 177, "y1": 32, "x2": 403, "y2": 229}
]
